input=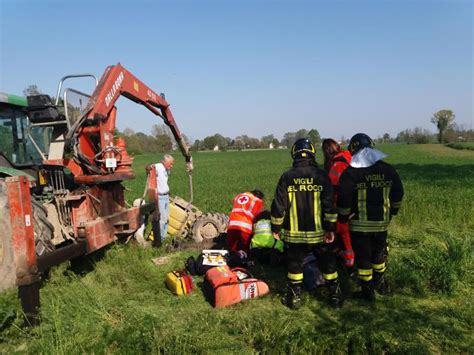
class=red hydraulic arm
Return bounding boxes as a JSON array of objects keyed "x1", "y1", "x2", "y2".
[{"x1": 53, "y1": 63, "x2": 193, "y2": 184}]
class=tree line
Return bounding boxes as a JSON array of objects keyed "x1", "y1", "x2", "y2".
[
  {"x1": 385, "y1": 110, "x2": 473, "y2": 144},
  {"x1": 120, "y1": 110, "x2": 473, "y2": 155},
  {"x1": 20, "y1": 86, "x2": 473, "y2": 152},
  {"x1": 191, "y1": 129, "x2": 321, "y2": 151},
  {"x1": 118, "y1": 127, "x2": 323, "y2": 154}
]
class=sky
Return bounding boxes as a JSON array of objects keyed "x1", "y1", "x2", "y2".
[{"x1": 0, "y1": 0, "x2": 472, "y2": 142}]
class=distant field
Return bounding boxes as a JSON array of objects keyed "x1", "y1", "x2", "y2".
[
  {"x1": 446, "y1": 142, "x2": 474, "y2": 151},
  {"x1": 1, "y1": 144, "x2": 473, "y2": 353}
]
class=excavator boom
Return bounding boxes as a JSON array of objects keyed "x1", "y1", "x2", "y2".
[
  {"x1": 85, "y1": 64, "x2": 192, "y2": 163},
  {"x1": 50, "y1": 63, "x2": 192, "y2": 184}
]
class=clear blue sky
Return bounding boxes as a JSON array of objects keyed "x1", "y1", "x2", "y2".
[{"x1": 1, "y1": 0, "x2": 472, "y2": 142}]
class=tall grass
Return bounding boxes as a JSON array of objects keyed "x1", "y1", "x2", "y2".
[
  {"x1": 446, "y1": 142, "x2": 474, "y2": 151},
  {"x1": 1, "y1": 144, "x2": 473, "y2": 353}
]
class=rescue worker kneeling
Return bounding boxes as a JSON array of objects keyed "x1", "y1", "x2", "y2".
[
  {"x1": 271, "y1": 138, "x2": 342, "y2": 309},
  {"x1": 250, "y1": 210, "x2": 284, "y2": 265}
]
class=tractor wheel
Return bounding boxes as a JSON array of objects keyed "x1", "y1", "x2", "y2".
[
  {"x1": 208, "y1": 213, "x2": 228, "y2": 233},
  {"x1": 192, "y1": 213, "x2": 226, "y2": 243},
  {"x1": 218, "y1": 213, "x2": 230, "y2": 228},
  {"x1": 0, "y1": 179, "x2": 54, "y2": 291}
]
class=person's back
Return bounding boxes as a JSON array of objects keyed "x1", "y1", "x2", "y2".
[
  {"x1": 323, "y1": 138, "x2": 352, "y2": 193},
  {"x1": 151, "y1": 154, "x2": 174, "y2": 244},
  {"x1": 322, "y1": 138, "x2": 354, "y2": 268},
  {"x1": 337, "y1": 133, "x2": 403, "y2": 303},
  {"x1": 328, "y1": 150, "x2": 352, "y2": 189},
  {"x1": 272, "y1": 138, "x2": 340, "y2": 309},
  {"x1": 251, "y1": 211, "x2": 284, "y2": 252},
  {"x1": 273, "y1": 160, "x2": 334, "y2": 241},
  {"x1": 339, "y1": 159, "x2": 403, "y2": 233},
  {"x1": 227, "y1": 190, "x2": 264, "y2": 253}
]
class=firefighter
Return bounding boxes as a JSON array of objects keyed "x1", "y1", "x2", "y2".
[
  {"x1": 322, "y1": 138, "x2": 354, "y2": 270},
  {"x1": 337, "y1": 133, "x2": 404, "y2": 302},
  {"x1": 271, "y1": 138, "x2": 341, "y2": 309},
  {"x1": 227, "y1": 190, "x2": 264, "y2": 255}
]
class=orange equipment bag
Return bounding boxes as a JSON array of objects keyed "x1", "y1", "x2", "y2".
[
  {"x1": 165, "y1": 270, "x2": 194, "y2": 296},
  {"x1": 204, "y1": 265, "x2": 269, "y2": 308}
]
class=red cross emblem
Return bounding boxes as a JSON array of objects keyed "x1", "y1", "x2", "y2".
[{"x1": 237, "y1": 195, "x2": 250, "y2": 204}]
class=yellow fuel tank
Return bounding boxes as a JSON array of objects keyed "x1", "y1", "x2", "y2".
[{"x1": 168, "y1": 202, "x2": 188, "y2": 235}]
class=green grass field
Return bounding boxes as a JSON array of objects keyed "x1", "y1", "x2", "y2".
[
  {"x1": 446, "y1": 142, "x2": 474, "y2": 151},
  {"x1": 1, "y1": 144, "x2": 473, "y2": 353}
]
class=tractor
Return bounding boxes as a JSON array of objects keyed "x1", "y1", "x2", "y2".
[
  {"x1": 168, "y1": 196, "x2": 228, "y2": 242},
  {"x1": 0, "y1": 65, "x2": 225, "y2": 324}
]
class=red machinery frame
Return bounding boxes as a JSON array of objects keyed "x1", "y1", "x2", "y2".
[{"x1": 5, "y1": 64, "x2": 191, "y2": 325}]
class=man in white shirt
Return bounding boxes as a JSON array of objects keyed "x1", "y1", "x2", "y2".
[{"x1": 155, "y1": 154, "x2": 174, "y2": 242}]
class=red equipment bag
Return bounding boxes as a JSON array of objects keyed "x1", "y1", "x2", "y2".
[
  {"x1": 205, "y1": 265, "x2": 238, "y2": 288},
  {"x1": 204, "y1": 266, "x2": 269, "y2": 308}
]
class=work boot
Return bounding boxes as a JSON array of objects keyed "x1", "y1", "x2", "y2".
[
  {"x1": 284, "y1": 284, "x2": 303, "y2": 310},
  {"x1": 327, "y1": 281, "x2": 344, "y2": 308},
  {"x1": 373, "y1": 273, "x2": 391, "y2": 295},
  {"x1": 354, "y1": 282, "x2": 376, "y2": 303}
]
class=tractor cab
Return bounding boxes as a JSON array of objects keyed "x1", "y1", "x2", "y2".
[
  {"x1": 23, "y1": 74, "x2": 97, "y2": 163},
  {"x1": 0, "y1": 74, "x2": 96, "y2": 183},
  {"x1": 0, "y1": 93, "x2": 49, "y2": 176}
]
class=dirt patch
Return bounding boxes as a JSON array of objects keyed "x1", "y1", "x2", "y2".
[{"x1": 166, "y1": 233, "x2": 228, "y2": 252}]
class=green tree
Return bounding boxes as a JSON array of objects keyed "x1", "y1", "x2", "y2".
[
  {"x1": 192, "y1": 139, "x2": 202, "y2": 151},
  {"x1": 123, "y1": 133, "x2": 143, "y2": 154},
  {"x1": 246, "y1": 137, "x2": 262, "y2": 149},
  {"x1": 151, "y1": 124, "x2": 171, "y2": 137},
  {"x1": 431, "y1": 109, "x2": 455, "y2": 143},
  {"x1": 123, "y1": 128, "x2": 135, "y2": 137},
  {"x1": 23, "y1": 84, "x2": 42, "y2": 97},
  {"x1": 203, "y1": 134, "x2": 228, "y2": 150},
  {"x1": 281, "y1": 132, "x2": 296, "y2": 147},
  {"x1": 295, "y1": 129, "x2": 308, "y2": 140},
  {"x1": 261, "y1": 134, "x2": 274, "y2": 147},
  {"x1": 308, "y1": 129, "x2": 321, "y2": 143},
  {"x1": 233, "y1": 137, "x2": 246, "y2": 150},
  {"x1": 235, "y1": 135, "x2": 260, "y2": 149},
  {"x1": 155, "y1": 134, "x2": 173, "y2": 152}
]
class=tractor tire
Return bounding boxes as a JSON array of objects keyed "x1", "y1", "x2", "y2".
[
  {"x1": 218, "y1": 213, "x2": 230, "y2": 227},
  {"x1": 0, "y1": 179, "x2": 54, "y2": 291},
  {"x1": 208, "y1": 213, "x2": 228, "y2": 233},
  {"x1": 192, "y1": 213, "x2": 226, "y2": 243}
]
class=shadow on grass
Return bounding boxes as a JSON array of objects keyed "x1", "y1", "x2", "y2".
[{"x1": 67, "y1": 247, "x2": 109, "y2": 276}]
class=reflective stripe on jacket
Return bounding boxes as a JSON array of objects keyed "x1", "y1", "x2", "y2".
[
  {"x1": 227, "y1": 192, "x2": 264, "y2": 234},
  {"x1": 250, "y1": 219, "x2": 284, "y2": 252},
  {"x1": 338, "y1": 160, "x2": 404, "y2": 233},
  {"x1": 271, "y1": 159, "x2": 336, "y2": 244}
]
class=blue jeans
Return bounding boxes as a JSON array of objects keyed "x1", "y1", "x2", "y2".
[{"x1": 158, "y1": 195, "x2": 170, "y2": 241}]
